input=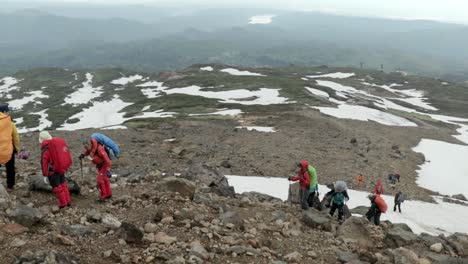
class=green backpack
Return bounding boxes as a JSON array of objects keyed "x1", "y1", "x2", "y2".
[{"x1": 333, "y1": 192, "x2": 345, "y2": 205}]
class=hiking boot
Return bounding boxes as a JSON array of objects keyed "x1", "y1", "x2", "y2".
[
  {"x1": 339, "y1": 219, "x2": 344, "y2": 225},
  {"x1": 59, "y1": 203, "x2": 71, "y2": 209},
  {"x1": 6, "y1": 188, "x2": 13, "y2": 193}
]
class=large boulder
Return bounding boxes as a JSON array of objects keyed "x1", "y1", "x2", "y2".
[
  {"x1": 349, "y1": 206, "x2": 370, "y2": 216},
  {"x1": 29, "y1": 174, "x2": 80, "y2": 194},
  {"x1": 384, "y1": 224, "x2": 419, "y2": 248},
  {"x1": 119, "y1": 222, "x2": 144, "y2": 244},
  {"x1": 159, "y1": 177, "x2": 197, "y2": 199},
  {"x1": 337, "y1": 216, "x2": 374, "y2": 247},
  {"x1": 451, "y1": 194, "x2": 467, "y2": 201},
  {"x1": 8, "y1": 205, "x2": 43, "y2": 227},
  {"x1": 302, "y1": 209, "x2": 332, "y2": 231},
  {"x1": 241, "y1": 192, "x2": 282, "y2": 203},
  {"x1": 389, "y1": 247, "x2": 420, "y2": 264},
  {"x1": 446, "y1": 233, "x2": 468, "y2": 257},
  {"x1": 287, "y1": 182, "x2": 300, "y2": 204}
]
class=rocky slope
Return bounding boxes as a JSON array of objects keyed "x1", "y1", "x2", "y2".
[{"x1": 1, "y1": 157, "x2": 468, "y2": 264}]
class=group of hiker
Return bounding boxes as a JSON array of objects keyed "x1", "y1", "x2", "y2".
[
  {"x1": 288, "y1": 160, "x2": 405, "y2": 225},
  {"x1": 0, "y1": 103, "x2": 118, "y2": 208}
]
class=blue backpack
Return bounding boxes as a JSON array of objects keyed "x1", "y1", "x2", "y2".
[{"x1": 91, "y1": 133, "x2": 120, "y2": 159}]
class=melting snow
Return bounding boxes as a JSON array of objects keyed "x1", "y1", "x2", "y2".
[
  {"x1": 164, "y1": 85, "x2": 290, "y2": 105},
  {"x1": 111, "y1": 75, "x2": 144, "y2": 85},
  {"x1": 307, "y1": 72, "x2": 355, "y2": 79},
  {"x1": 226, "y1": 176, "x2": 468, "y2": 235},
  {"x1": 142, "y1": 105, "x2": 151, "y2": 111},
  {"x1": 313, "y1": 104, "x2": 417, "y2": 127},
  {"x1": 0, "y1": 77, "x2": 20, "y2": 98},
  {"x1": 220, "y1": 68, "x2": 265, "y2": 77},
  {"x1": 64, "y1": 73, "x2": 103, "y2": 105},
  {"x1": 413, "y1": 139, "x2": 468, "y2": 198},
  {"x1": 137, "y1": 81, "x2": 166, "y2": 98},
  {"x1": 131, "y1": 110, "x2": 175, "y2": 119},
  {"x1": 200, "y1": 66, "x2": 214, "y2": 71},
  {"x1": 15, "y1": 117, "x2": 24, "y2": 125},
  {"x1": 249, "y1": 15, "x2": 275, "y2": 24},
  {"x1": 190, "y1": 109, "x2": 243, "y2": 116},
  {"x1": 8, "y1": 91, "x2": 49, "y2": 110},
  {"x1": 101, "y1": 125, "x2": 127, "y2": 130},
  {"x1": 59, "y1": 97, "x2": 133, "y2": 131},
  {"x1": 305, "y1": 87, "x2": 330, "y2": 99},
  {"x1": 18, "y1": 109, "x2": 52, "y2": 133},
  {"x1": 235, "y1": 126, "x2": 276, "y2": 132}
]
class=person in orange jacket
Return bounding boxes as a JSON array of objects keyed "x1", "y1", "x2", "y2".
[
  {"x1": 357, "y1": 174, "x2": 364, "y2": 187},
  {"x1": 288, "y1": 160, "x2": 311, "y2": 210},
  {"x1": 0, "y1": 104, "x2": 20, "y2": 192},
  {"x1": 79, "y1": 138, "x2": 112, "y2": 202}
]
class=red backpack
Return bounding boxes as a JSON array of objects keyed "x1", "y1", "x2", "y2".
[{"x1": 43, "y1": 137, "x2": 73, "y2": 174}]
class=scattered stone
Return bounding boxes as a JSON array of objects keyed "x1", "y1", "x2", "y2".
[
  {"x1": 7, "y1": 205, "x2": 43, "y2": 227},
  {"x1": 159, "y1": 177, "x2": 197, "y2": 199},
  {"x1": 2, "y1": 223, "x2": 29, "y2": 235},
  {"x1": 15, "y1": 250, "x2": 82, "y2": 263},
  {"x1": 219, "y1": 208, "x2": 244, "y2": 230},
  {"x1": 430, "y1": 243, "x2": 443, "y2": 253},
  {"x1": 391, "y1": 247, "x2": 420, "y2": 264},
  {"x1": 11, "y1": 238, "x2": 27, "y2": 248},
  {"x1": 102, "y1": 214, "x2": 122, "y2": 229},
  {"x1": 336, "y1": 251, "x2": 359, "y2": 263},
  {"x1": 155, "y1": 232, "x2": 177, "y2": 244},
  {"x1": 103, "y1": 250, "x2": 113, "y2": 258},
  {"x1": 87, "y1": 209, "x2": 102, "y2": 222},
  {"x1": 447, "y1": 232, "x2": 468, "y2": 257},
  {"x1": 302, "y1": 209, "x2": 332, "y2": 231},
  {"x1": 61, "y1": 224, "x2": 93, "y2": 237},
  {"x1": 119, "y1": 222, "x2": 144, "y2": 244},
  {"x1": 337, "y1": 216, "x2": 374, "y2": 247},
  {"x1": 190, "y1": 240, "x2": 209, "y2": 260},
  {"x1": 161, "y1": 216, "x2": 174, "y2": 225},
  {"x1": 166, "y1": 256, "x2": 185, "y2": 264},
  {"x1": 53, "y1": 234, "x2": 75, "y2": 246},
  {"x1": 144, "y1": 222, "x2": 158, "y2": 233},
  {"x1": 284, "y1": 251, "x2": 302, "y2": 262}
]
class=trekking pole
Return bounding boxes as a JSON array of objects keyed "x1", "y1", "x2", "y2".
[{"x1": 80, "y1": 159, "x2": 83, "y2": 179}]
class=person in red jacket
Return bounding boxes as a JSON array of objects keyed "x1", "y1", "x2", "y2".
[
  {"x1": 373, "y1": 181, "x2": 385, "y2": 195},
  {"x1": 288, "y1": 160, "x2": 311, "y2": 210},
  {"x1": 80, "y1": 138, "x2": 112, "y2": 202},
  {"x1": 39, "y1": 131, "x2": 72, "y2": 208}
]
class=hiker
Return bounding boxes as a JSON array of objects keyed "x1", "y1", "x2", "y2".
[
  {"x1": 0, "y1": 104, "x2": 20, "y2": 192},
  {"x1": 39, "y1": 131, "x2": 72, "y2": 208},
  {"x1": 328, "y1": 181, "x2": 349, "y2": 224},
  {"x1": 79, "y1": 137, "x2": 113, "y2": 201},
  {"x1": 373, "y1": 180, "x2": 385, "y2": 195},
  {"x1": 288, "y1": 160, "x2": 311, "y2": 210},
  {"x1": 357, "y1": 174, "x2": 363, "y2": 187},
  {"x1": 388, "y1": 174, "x2": 397, "y2": 189},
  {"x1": 394, "y1": 191, "x2": 405, "y2": 213},
  {"x1": 366, "y1": 194, "x2": 388, "y2": 225},
  {"x1": 307, "y1": 162, "x2": 319, "y2": 208}
]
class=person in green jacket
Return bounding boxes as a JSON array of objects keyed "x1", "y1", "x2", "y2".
[{"x1": 307, "y1": 163, "x2": 319, "y2": 208}]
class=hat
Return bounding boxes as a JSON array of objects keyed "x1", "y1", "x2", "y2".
[
  {"x1": 0, "y1": 103, "x2": 9, "y2": 112},
  {"x1": 39, "y1": 131, "x2": 52, "y2": 143}
]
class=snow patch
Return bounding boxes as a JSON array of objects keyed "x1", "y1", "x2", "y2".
[
  {"x1": 226, "y1": 176, "x2": 468, "y2": 235},
  {"x1": 307, "y1": 72, "x2": 355, "y2": 79},
  {"x1": 235, "y1": 126, "x2": 276, "y2": 132},
  {"x1": 18, "y1": 109, "x2": 52, "y2": 133},
  {"x1": 137, "y1": 81, "x2": 166, "y2": 99},
  {"x1": 164, "y1": 85, "x2": 290, "y2": 105},
  {"x1": 64, "y1": 73, "x2": 103, "y2": 105},
  {"x1": 101, "y1": 125, "x2": 127, "y2": 130},
  {"x1": 190, "y1": 109, "x2": 243, "y2": 116},
  {"x1": 313, "y1": 104, "x2": 417, "y2": 127},
  {"x1": 200, "y1": 66, "x2": 214, "y2": 71},
  {"x1": 15, "y1": 117, "x2": 24, "y2": 125},
  {"x1": 8, "y1": 91, "x2": 49, "y2": 110},
  {"x1": 220, "y1": 68, "x2": 265, "y2": 77},
  {"x1": 0, "y1": 77, "x2": 20, "y2": 95},
  {"x1": 111, "y1": 75, "x2": 143, "y2": 85},
  {"x1": 305, "y1": 87, "x2": 330, "y2": 99},
  {"x1": 413, "y1": 139, "x2": 468, "y2": 198},
  {"x1": 249, "y1": 15, "x2": 275, "y2": 24}
]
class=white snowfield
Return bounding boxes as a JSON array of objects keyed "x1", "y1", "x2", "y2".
[
  {"x1": 220, "y1": 68, "x2": 266, "y2": 77},
  {"x1": 0, "y1": 77, "x2": 20, "y2": 96},
  {"x1": 189, "y1": 109, "x2": 243, "y2": 116},
  {"x1": 8, "y1": 91, "x2": 49, "y2": 110},
  {"x1": 307, "y1": 72, "x2": 355, "y2": 79},
  {"x1": 18, "y1": 109, "x2": 52, "y2": 133},
  {"x1": 111, "y1": 75, "x2": 144, "y2": 85},
  {"x1": 64, "y1": 73, "x2": 103, "y2": 105},
  {"x1": 314, "y1": 104, "x2": 418, "y2": 127},
  {"x1": 137, "y1": 81, "x2": 166, "y2": 99},
  {"x1": 226, "y1": 176, "x2": 468, "y2": 235},
  {"x1": 200, "y1": 66, "x2": 214, "y2": 71},
  {"x1": 235, "y1": 126, "x2": 276, "y2": 132},
  {"x1": 249, "y1": 15, "x2": 275, "y2": 24},
  {"x1": 163, "y1": 85, "x2": 290, "y2": 105},
  {"x1": 413, "y1": 139, "x2": 468, "y2": 198},
  {"x1": 309, "y1": 81, "x2": 417, "y2": 127}
]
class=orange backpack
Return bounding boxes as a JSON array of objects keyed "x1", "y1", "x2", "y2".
[{"x1": 375, "y1": 195, "x2": 388, "y2": 213}]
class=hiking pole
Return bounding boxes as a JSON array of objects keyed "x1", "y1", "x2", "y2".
[{"x1": 80, "y1": 159, "x2": 83, "y2": 179}]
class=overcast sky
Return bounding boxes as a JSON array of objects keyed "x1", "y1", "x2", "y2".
[{"x1": 4, "y1": 0, "x2": 468, "y2": 25}]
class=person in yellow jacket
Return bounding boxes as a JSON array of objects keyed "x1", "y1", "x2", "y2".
[{"x1": 0, "y1": 104, "x2": 20, "y2": 192}]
